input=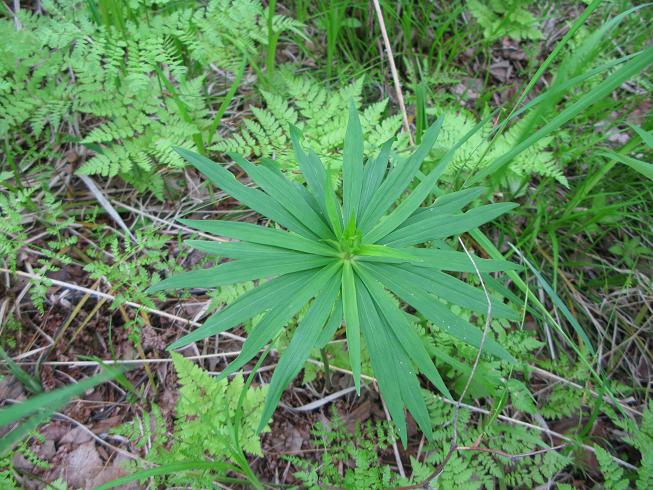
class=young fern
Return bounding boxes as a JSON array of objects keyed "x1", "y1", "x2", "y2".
[
  {"x1": 422, "y1": 106, "x2": 568, "y2": 186},
  {"x1": 148, "y1": 104, "x2": 519, "y2": 443},
  {"x1": 0, "y1": 0, "x2": 303, "y2": 195},
  {"x1": 211, "y1": 73, "x2": 403, "y2": 174}
]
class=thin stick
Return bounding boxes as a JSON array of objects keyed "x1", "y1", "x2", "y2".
[
  {"x1": 371, "y1": 0, "x2": 413, "y2": 145},
  {"x1": 450, "y1": 238, "x2": 493, "y2": 448},
  {"x1": 5, "y1": 351, "x2": 243, "y2": 367},
  {"x1": 282, "y1": 385, "x2": 359, "y2": 412},
  {"x1": 413, "y1": 237, "x2": 492, "y2": 484},
  {"x1": 0, "y1": 267, "x2": 245, "y2": 343},
  {"x1": 381, "y1": 394, "x2": 406, "y2": 478},
  {"x1": 79, "y1": 175, "x2": 136, "y2": 243}
]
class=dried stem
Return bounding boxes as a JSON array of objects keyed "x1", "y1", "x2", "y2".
[{"x1": 371, "y1": 0, "x2": 413, "y2": 145}]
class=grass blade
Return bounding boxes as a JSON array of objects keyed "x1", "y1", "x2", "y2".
[
  {"x1": 94, "y1": 462, "x2": 243, "y2": 490},
  {"x1": 601, "y1": 151, "x2": 653, "y2": 181},
  {"x1": 0, "y1": 366, "x2": 123, "y2": 453},
  {"x1": 469, "y1": 45, "x2": 653, "y2": 184},
  {"x1": 511, "y1": 244, "x2": 594, "y2": 353}
]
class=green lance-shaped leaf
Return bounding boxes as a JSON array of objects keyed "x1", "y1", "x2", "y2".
[
  {"x1": 355, "y1": 265, "x2": 451, "y2": 399},
  {"x1": 258, "y1": 274, "x2": 340, "y2": 431},
  {"x1": 359, "y1": 116, "x2": 443, "y2": 232},
  {"x1": 289, "y1": 124, "x2": 328, "y2": 216},
  {"x1": 169, "y1": 270, "x2": 318, "y2": 350},
  {"x1": 178, "y1": 219, "x2": 338, "y2": 257},
  {"x1": 359, "y1": 138, "x2": 393, "y2": 215},
  {"x1": 147, "y1": 255, "x2": 332, "y2": 293},
  {"x1": 174, "y1": 147, "x2": 315, "y2": 238},
  {"x1": 215, "y1": 262, "x2": 342, "y2": 381},
  {"x1": 341, "y1": 260, "x2": 362, "y2": 394},
  {"x1": 380, "y1": 202, "x2": 518, "y2": 247},
  {"x1": 377, "y1": 263, "x2": 518, "y2": 320},
  {"x1": 359, "y1": 262, "x2": 515, "y2": 363},
  {"x1": 355, "y1": 277, "x2": 407, "y2": 443},
  {"x1": 342, "y1": 100, "x2": 364, "y2": 223},
  {"x1": 229, "y1": 153, "x2": 333, "y2": 238}
]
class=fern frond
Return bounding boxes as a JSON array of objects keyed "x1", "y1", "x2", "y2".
[{"x1": 213, "y1": 72, "x2": 401, "y2": 176}]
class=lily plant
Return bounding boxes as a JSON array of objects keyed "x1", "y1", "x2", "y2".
[{"x1": 148, "y1": 104, "x2": 519, "y2": 444}]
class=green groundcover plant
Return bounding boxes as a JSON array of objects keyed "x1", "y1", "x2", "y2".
[{"x1": 148, "y1": 104, "x2": 519, "y2": 444}]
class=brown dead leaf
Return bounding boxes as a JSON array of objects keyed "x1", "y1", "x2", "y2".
[
  {"x1": 64, "y1": 442, "x2": 103, "y2": 489},
  {"x1": 60, "y1": 427, "x2": 93, "y2": 446}
]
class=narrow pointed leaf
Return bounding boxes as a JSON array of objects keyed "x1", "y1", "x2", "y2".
[
  {"x1": 258, "y1": 274, "x2": 340, "y2": 431},
  {"x1": 324, "y1": 168, "x2": 343, "y2": 236},
  {"x1": 374, "y1": 263, "x2": 518, "y2": 319},
  {"x1": 514, "y1": 245, "x2": 594, "y2": 353},
  {"x1": 0, "y1": 366, "x2": 123, "y2": 428},
  {"x1": 289, "y1": 125, "x2": 328, "y2": 212},
  {"x1": 179, "y1": 219, "x2": 338, "y2": 256},
  {"x1": 355, "y1": 278, "x2": 407, "y2": 444},
  {"x1": 174, "y1": 147, "x2": 315, "y2": 238},
  {"x1": 216, "y1": 263, "x2": 342, "y2": 381},
  {"x1": 360, "y1": 117, "x2": 443, "y2": 231},
  {"x1": 360, "y1": 263, "x2": 515, "y2": 362},
  {"x1": 316, "y1": 300, "x2": 343, "y2": 348},
  {"x1": 359, "y1": 138, "x2": 393, "y2": 216},
  {"x1": 147, "y1": 255, "x2": 331, "y2": 292},
  {"x1": 185, "y1": 240, "x2": 310, "y2": 260},
  {"x1": 356, "y1": 244, "x2": 417, "y2": 261},
  {"x1": 229, "y1": 153, "x2": 333, "y2": 238},
  {"x1": 469, "y1": 45, "x2": 653, "y2": 185},
  {"x1": 364, "y1": 115, "x2": 451, "y2": 243},
  {"x1": 342, "y1": 100, "x2": 364, "y2": 221},
  {"x1": 395, "y1": 355, "x2": 432, "y2": 439},
  {"x1": 356, "y1": 266, "x2": 451, "y2": 399},
  {"x1": 168, "y1": 270, "x2": 317, "y2": 350},
  {"x1": 395, "y1": 248, "x2": 520, "y2": 272},
  {"x1": 601, "y1": 151, "x2": 653, "y2": 181},
  {"x1": 630, "y1": 123, "x2": 653, "y2": 149},
  {"x1": 407, "y1": 187, "x2": 486, "y2": 223},
  {"x1": 381, "y1": 202, "x2": 518, "y2": 247},
  {"x1": 261, "y1": 157, "x2": 326, "y2": 218},
  {"x1": 341, "y1": 261, "x2": 361, "y2": 394}
]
